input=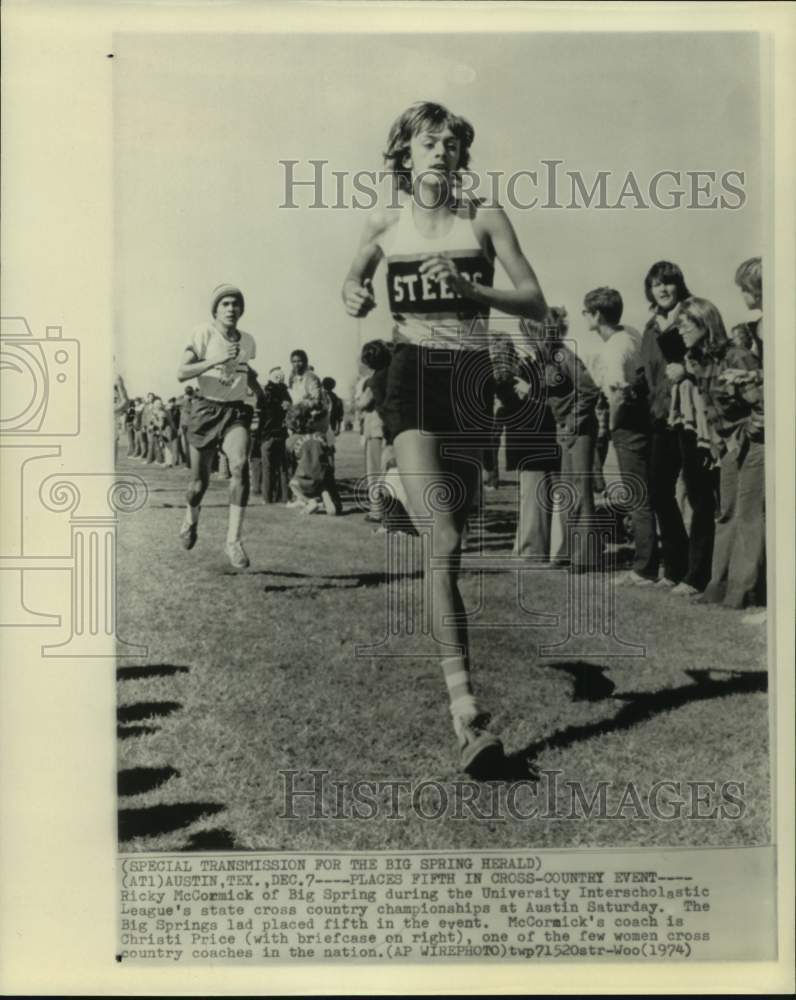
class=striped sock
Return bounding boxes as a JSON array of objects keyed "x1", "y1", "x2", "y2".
[{"x1": 442, "y1": 656, "x2": 478, "y2": 720}]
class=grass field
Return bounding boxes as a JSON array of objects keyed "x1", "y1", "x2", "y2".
[{"x1": 116, "y1": 432, "x2": 769, "y2": 852}]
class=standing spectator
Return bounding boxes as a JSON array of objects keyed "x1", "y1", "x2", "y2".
[
  {"x1": 133, "y1": 397, "x2": 146, "y2": 458},
  {"x1": 323, "y1": 377, "x2": 345, "y2": 436},
  {"x1": 697, "y1": 258, "x2": 765, "y2": 612},
  {"x1": 483, "y1": 335, "x2": 516, "y2": 491},
  {"x1": 124, "y1": 399, "x2": 137, "y2": 457},
  {"x1": 502, "y1": 327, "x2": 560, "y2": 562},
  {"x1": 179, "y1": 386, "x2": 195, "y2": 469},
  {"x1": 167, "y1": 397, "x2": 184, "y2": 466},
  {"x1": 289, "y1": 349, "x2": 329, "y2": 434},
  {"x1": 521, "y1": 308, "x2": 601, "y2": 571},
  {"x1": 141, "y1": 392, "x2": 155, "y2": 462},
  {"x1": 113, "y1": 374, "x2": 130, "y2": 464},
  {"x1": 356, "y1": 341, "x2": 391, "y2": 523},
  {"x1": 249, "y1": 393, "x2": 262, "y2": 495},
  {"x1": 637, "y1": 261, "x2": 720, "y2": 592},
  {"x1": 259, "y1": 367, "x2": 292, "y2": 503},
  {"x1": 583, "y1": 287, "x2": 655, "y2": 584},
  {"x1": 146, "y1": 394, "x2": 165, "y2": 465}
]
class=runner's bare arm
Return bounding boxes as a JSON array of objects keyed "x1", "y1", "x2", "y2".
[
  {"x1": 177, "y1": 345, "x2": 236, "y2": 382},
  {"x1": 419, "y1": 206, "x2": 547, "y2": 321},
  {"x1": 247, "y1": 366, "x2": 266, "y2": 405},
  {"x1": 341, "y1": 212, "x2": 391, "y2": 317}
]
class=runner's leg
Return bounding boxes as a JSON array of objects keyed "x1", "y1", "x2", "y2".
[
  {"x1": 393, "y1": 430, "x2": 501, "y2": 773},
  {"x1": 220, "y1": 422, "x2": 251, "y2": 566},
  {"x1": 181, "y1": 444, "x2": 213, "y2": 548}
]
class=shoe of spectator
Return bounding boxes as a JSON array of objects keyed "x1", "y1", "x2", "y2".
[
  {"x1": 655, "y1": 577, "x2": 677, "y2": 589},
  {"x1": 225, "y1": 540, "x2": 250, "y2": 569},
  {"x1": 742, "y1": 610, "x2": 767, "y2": 625},
  {"x1": 619, "y1": 570, "x2": 654, "y2": 587},
  {"x1": 672, "y1": 582, "x2": 700, "y2": 596}
]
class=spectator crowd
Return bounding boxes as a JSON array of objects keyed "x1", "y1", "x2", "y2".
[{"x1": 118, "y1": 256, "x2": 765, "y2": 620}]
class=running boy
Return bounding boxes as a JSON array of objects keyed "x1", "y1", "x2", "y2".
[
  {"x1": 342, "y1": 101, "x2": 547, "y2": 777},
  {"x1": 177, "y1": 284, "x2": 263, "y2": 569}
]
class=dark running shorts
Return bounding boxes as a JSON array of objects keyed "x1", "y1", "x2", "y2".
[
  {"x1": 379, "y1": 342, "x2": 495, "y2": 442},
  {"x1": 187, "y1": 396, "x2": 253, "y2": 450}
]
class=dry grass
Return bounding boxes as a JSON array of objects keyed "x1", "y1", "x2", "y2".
[{"x1": 116, "y1": 434, "x2": 769, "y2": 852}]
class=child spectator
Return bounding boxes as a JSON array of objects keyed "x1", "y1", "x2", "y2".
[{"x1": 285, "y1": 401, "x2": 342, "y2": 515}]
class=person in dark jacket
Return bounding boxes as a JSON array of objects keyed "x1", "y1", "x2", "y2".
[
  {"x1": 497, "y1": 331, "x2": 560, "y2": 561},
  {"x1": 636, "y1": 261, "x2": 720, "y2": 592},
  {"x1": 258, "y1": 367, "x2": 292, "y2": 503}
]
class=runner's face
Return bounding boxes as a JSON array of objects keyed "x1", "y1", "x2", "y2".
[
  {"x1": 215, "y1": 295, "x2": 241, "y2": 330},
  {"x1": 407, "y1": 126, "x2": 462, "y2": 193},
  {"x1": 650, "y1": 280, "x2": 679, "y2": 312}
]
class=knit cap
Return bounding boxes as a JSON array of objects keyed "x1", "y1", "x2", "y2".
[{"x1": 210, "y1": 284, "x2": 245, "y2": 317}]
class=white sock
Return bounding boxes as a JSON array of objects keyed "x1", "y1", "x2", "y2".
[
  {"x1": 183, "y1": 504, "x2": 200, "y2": 527},
  {"x1": 227, "y1": 504, "x2": 245, "y2": 544}
]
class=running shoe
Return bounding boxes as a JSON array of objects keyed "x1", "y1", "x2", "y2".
[
  {"x1": 179, "y1": 521, "x2": 198, "y2": 550},
  {"x1": 301, "y1": 499, "x2": 322, "y2": 515},
  {"x1": 225, "y1": 540, "x2": 250, "y2": 569},
  {"x1": 452, "y1": 712, "x2": 504, "y2": 778}
]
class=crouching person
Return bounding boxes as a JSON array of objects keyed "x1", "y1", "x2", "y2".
[{"x1": 285, "y1": 401, "x2": 343, "y2": 515}]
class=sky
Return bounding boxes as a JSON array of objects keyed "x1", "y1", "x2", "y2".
[{"x1": 114, "y1": 31, "x2": 762, "y2": 400}]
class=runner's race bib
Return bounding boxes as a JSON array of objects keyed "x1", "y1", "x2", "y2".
[{"x1": 386, "y1": 255, "x2": 495, "y2": 318}]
